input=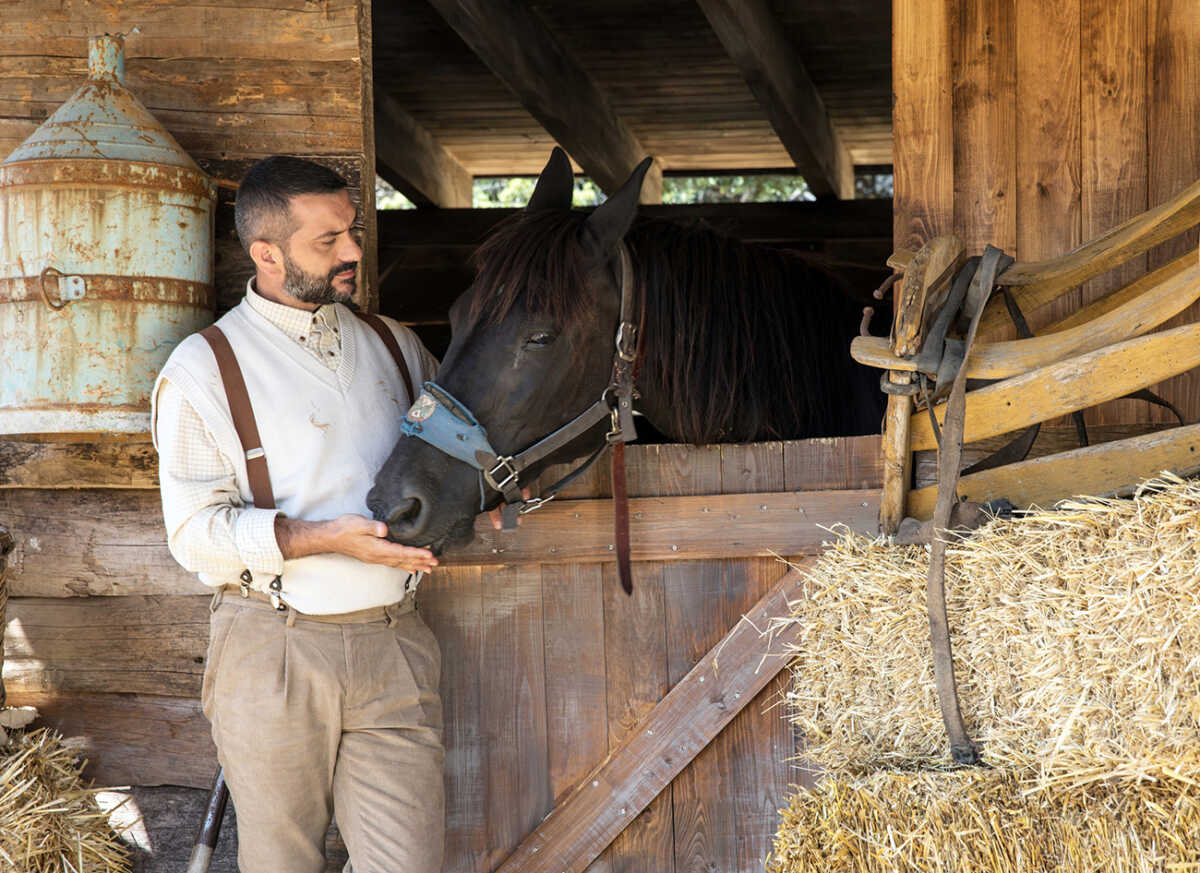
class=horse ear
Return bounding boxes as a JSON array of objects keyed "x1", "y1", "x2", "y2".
[
  {"x1": 584, "y1": 156, "x2": 654, "y2": 251},
  {"x1": 526, "y1": 147, "x2": 574, "y2": 212}
]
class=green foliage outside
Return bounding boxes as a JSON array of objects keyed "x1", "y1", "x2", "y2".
[{"x1": 375, "y1": 169, "x2": 891, "y2": 210}]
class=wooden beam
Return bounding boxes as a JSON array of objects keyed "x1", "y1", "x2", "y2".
[
  {"x1": 442, "y1": 489, "x2": 879, "y2": 565},
  {"x1": 0, "y1": 487, "x2": 876, "y2": 596},
  {"x1": 907, "y1": 422, "x2": 1200, "y2": 519},
  {"x1": 696, "y1": 0, "x2": 853, "y2": 199},
  {"x1": 377, "y1": 199, "x2": 894, "y2": 247},
  {"x1": 374, "y1": 88, "x2": 473, "y2": 208},
  {"x1": 494, "y1": 566, "x2": 808, "y2": 873},
  {"x1": 423, "y1": 0, "x2": 663, "y2": 202}
]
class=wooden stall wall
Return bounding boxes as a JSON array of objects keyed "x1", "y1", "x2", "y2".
[
  {"x1": 0, "y1": 0, "x2": 378, "y2": 312},
  {"x1": 893, "y1": 0, "x2": 1200, "y2": 426},
  {"x1": 0, "y1": 437, "x2": 881, "y2": 872}
]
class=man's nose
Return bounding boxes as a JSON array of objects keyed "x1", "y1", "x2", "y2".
[{"x1": 340, "y1": 233, "x2": 363, "y2": 264}]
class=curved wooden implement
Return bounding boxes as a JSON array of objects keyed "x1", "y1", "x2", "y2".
[
  {"x1": 908, "y1": 320, "x2": 1200, "y2": 452},
  {"x1": 853, "y1": 254, "x2": 1200, "y2": 379},
  {"x1": 906, "y1": 422, "x2": 1200, "y2": 520}
]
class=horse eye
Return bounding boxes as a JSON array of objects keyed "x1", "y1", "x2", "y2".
[{"x1": 526, "y1": 331, "x2": 555, "y2": 347}]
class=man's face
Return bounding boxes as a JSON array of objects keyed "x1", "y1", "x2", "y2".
[{"x1": 280, "y1": 190, "x2": 362, "y2": 306}]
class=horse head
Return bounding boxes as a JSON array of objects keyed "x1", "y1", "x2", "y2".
[{"x1": 367, "y1": 148, "x2": 654, "y2": 552}]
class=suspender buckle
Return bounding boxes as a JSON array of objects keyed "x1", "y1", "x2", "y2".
[
  {"x1": 268, "y1": 576, "x2": 287, "y2": 612},
  {"x1": 239, "y1": 569, "x2": 252, "y2": 598}
]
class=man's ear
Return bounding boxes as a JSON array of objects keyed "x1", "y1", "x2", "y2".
[
  {"x1": 249, "y1": 240, "x2": 283, "y2": 275},
  {"x1": 526, "y1": 147, "x2": 575, "y2": 212},
  {"x1": 583, "y1": 156, "x2": 654, "y2": 254}
]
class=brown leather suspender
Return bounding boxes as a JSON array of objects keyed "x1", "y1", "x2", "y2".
[
  {"x1": 353, "y1": 311, "x2": 415, "y2": 402},
  {"x1": 200, "y1": 325, "x2": 277, "y2": 510},
  {"x1": 198, "y1": 312, "x2": 416, "y2": 513}
]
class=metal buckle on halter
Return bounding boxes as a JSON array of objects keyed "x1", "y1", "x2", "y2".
[
  {"x1": 605, "y1": 407, "x2": 623, "y2": 444},
  {"x1": 615, "y1": 321, "x2": 638, "y2": 362},
  {"x1": 484, "y1": 456, "x2": 520, "y2": 492}
]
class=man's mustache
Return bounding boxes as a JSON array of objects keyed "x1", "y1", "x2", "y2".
[{"x1": 329, "y1": 261, "x2": 358, "y2": 281}]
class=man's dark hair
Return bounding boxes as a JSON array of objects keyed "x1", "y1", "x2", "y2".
[{"x1": 234, "y1": 156, "x2": 348, "y2": 254}]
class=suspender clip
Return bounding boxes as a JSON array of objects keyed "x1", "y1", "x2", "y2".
[{"x1": 238, "y1": 569, "x2": 252, "y2": 598}]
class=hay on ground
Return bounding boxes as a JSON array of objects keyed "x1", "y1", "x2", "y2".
[
  {"x1": 768, "y1": 768, "x2": 1200, "y2": 873},
  {"x1": 779, "y1": 473, "x2": 1200, "y2": 789},
  {"x1": 0, "y1": 728, "x2": 131, "y2": 873}
]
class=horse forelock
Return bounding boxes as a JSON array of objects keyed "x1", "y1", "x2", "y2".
[{"x1": 467, "y1": 209, "x2": 601, "y2": 329}]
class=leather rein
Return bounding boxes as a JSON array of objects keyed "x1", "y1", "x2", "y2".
[{"x1": 400, "y1": 244, "x2": 642, "y2": 594}]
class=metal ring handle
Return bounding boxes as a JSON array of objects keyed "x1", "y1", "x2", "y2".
[{"x1": 38, "y1": 267, "x2": 68, "y2": 311}]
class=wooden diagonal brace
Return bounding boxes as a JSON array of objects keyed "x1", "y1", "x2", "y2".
[{"x1": 493, "y1": 566, "x2": 807, "y2": 873}]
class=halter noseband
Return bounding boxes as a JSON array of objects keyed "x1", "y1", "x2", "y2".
[{"x1": 399, "y1": 243, "x2": 641, "y2": 523}]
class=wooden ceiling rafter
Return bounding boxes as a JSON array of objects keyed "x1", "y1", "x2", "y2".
[
  {"x1": 423, "y1": 0, "x2": 664, "y2": 203},
  {"x1": 374, "y1": 88, "x2": 473, "y2": 208},
  {"x1": 697, "y1": 0, "x2": 855, "y2": 199}
]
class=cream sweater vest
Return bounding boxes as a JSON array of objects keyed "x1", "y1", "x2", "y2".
[{"x1": 154, "y1": 299, "x2": 425, "y2": 614}]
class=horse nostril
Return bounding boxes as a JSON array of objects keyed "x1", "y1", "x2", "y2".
[{"x1": 386, "y1": 498, "x2": 421, "y2": 528}]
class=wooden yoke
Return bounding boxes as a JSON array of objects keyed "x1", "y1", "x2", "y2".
[
  {"x1": 879, "y1": 235, "x2": 965, "y2": 534},
  {"x1": 864, "y1": 177, "x2": 1200, "y2": 526}
]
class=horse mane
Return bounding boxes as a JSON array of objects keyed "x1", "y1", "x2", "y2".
[{"x1": 467, "y1": 209, "x2": 871, "y2": 443}]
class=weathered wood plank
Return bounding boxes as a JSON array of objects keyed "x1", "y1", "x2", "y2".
[
  {"x1": 493, "y1": 567, "x2": 806, "y2": 873},
  {"x1": 953, "y1": 0, "x2": 1017, "y2": 255},
  {"x1": 8, "y1": 690, "x2": 216, "y2": 790},
  {"x1": 1147, "y1": 0, "x2": 1200, "y2": 423},
  {"x1": 909, "y1": 321, "x2": 1200, "y2": 452},
  {"x1": 892, "y1": 0, "x2": 954, "y2": 252},
  {"x1": 542, "y1": 564, "x2": 608, "y2": 806},
  {"x1": 783, "y1": 435, "x2": 885, "y2": 491},
  {"x1": 0, "y1": 436, "x2": 159, "y2": 489},
  {"x1": 3, "y1": 595, "x2": 209, "y2": 697},
  {"x1": 418, "y1": 566, "x2": 488, "y2": 873},
  {"x1": 0, "y1": 487, "x2": 875, "y2": 598},
  {"x1": 907, "y1": 420, "x2": 1200, "y2": 518},
  {"x1": 0, "y1": 489, "x2": 205, "y2": 597},
  {"x1": 0, "y1": 2, "x2": 360, "y2": 62},
  {"x1": 481, "y1": 565, "x2": 549, "y2": 872},
  {"x1": 696, "y1": 0, "x2": 852, "y2": 199},
  {"x1": 449, "y1": 489, "x2": 880, "y2": 565},
  {"x1": 374, "y1": 89, "x2": 473, "y2": 208},
  {"x1": 424, "y1": 0, "x2": 662, "y2": 202}
]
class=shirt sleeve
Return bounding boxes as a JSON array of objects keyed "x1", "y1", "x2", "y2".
[{"x1": 154, "y1": 377, "x2": 284, "y2": 580}]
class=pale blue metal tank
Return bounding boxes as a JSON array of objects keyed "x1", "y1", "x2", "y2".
[{"x1": 0, "y1": 33, "x2": 216, "y2": 435}]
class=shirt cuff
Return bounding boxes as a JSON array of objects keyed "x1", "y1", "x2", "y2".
[{"x1": 233, "y1": 507, "x2": 285, "y2": 577}]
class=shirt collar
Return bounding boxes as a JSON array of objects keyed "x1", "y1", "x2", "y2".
[{"x1": 245, "y1": 278, "x2": 338, "y2": 343}]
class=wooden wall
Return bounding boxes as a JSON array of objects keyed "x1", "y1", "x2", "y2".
[
  {"x1": 0, "y1": 0, "x2": 378, "y2": 312},
  {"x1": 893, "y1": 0, "x2": 1200, "y2": 425},
  {"x1": 0, "y1": 438, "x2": 882, "y2": 872}
]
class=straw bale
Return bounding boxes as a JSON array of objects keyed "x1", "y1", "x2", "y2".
[
  {"x1": 0, "y1": 728, "x2": 131, "y2": 873},
  {"x1": 781, "y1": 474, "x2": 1200, "y2": 788},
  {"x1": 768, "y1": 768, "x2": 1200, "y2": 873}
]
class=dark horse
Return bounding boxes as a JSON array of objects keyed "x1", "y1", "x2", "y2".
[{"x1": 367, "y1": 148, "x2": 885, "y2": 552}]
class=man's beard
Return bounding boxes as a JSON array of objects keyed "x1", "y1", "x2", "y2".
[{"x1": 283, "y1": 255, "x2": 357, "y2": 305}]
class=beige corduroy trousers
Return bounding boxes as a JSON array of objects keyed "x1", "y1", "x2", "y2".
[{"x1": 202, "y1": 589, "x2": 445, "y2": 873}]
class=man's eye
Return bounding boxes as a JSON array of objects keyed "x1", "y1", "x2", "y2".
[{"x1": 526, "y1": 331, "x2": 554, "y2": 347}]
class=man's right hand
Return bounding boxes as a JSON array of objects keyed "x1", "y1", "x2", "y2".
[{"x1": 276, "y1": 514, "x2": 438, "y2": 574}]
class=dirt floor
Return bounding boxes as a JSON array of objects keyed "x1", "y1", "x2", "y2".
[{"x1": 100, "y1": 786, "x2": 348, "y2": 873}]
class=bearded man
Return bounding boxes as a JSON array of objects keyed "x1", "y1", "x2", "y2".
[{"x1": 152, "y1": 156, "x2": 446, "y2": 873}]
